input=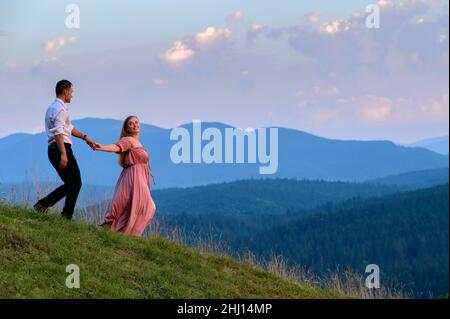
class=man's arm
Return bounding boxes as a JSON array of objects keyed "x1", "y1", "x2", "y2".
[
  {"x1": 55, "y1": 134, "x2": 68, "y2": 170},
  {"x1": 50, "y1": 109, "x2": 69, "y2": 170},
  {"x1": 71, "y1": 127, "x2": 98, "y2": 150},
  {"x1": 71, "y1": 127, "x2": 87, "y2": 140}
]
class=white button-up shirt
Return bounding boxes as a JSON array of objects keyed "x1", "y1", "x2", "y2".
[{"x1": 45, "y1": 98, "x2": 74, "y2": 145}]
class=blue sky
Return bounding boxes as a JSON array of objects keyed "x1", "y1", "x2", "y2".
[{"x1": 0, "y1": 0, "x2": 448, "y2": 142}]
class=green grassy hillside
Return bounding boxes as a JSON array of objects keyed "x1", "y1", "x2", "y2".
[{"x1": 0, "y1": 204, "x2": 342, "y2": 299}]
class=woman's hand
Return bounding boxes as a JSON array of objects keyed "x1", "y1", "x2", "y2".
[{"x1": 93, "y1": 143, "x2": 120, "y2": 152}]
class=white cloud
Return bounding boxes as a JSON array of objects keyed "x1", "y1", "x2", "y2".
[
  {"x1": 247, "y1": 23, "x2": 268, "y2": 42},
  {"x1": 320, "y1": 19, "x2": 351, "y2": 34},
  {"x1": 320, "y1": 94, "x2": 449, "y2": 125},
  {"x1": 377, "y1": 0, "x2": 389, "y2": 7},
  {"x1": 354, "y1": 95, "x2": 393, "y2": 121},
  {"x1": 160, "y1": 41, "x2": 195, "y2": 65},
  {"x1": 421, "y1": 94, "x2": 449, "y2": 119},
  {"x1": 415, "y1": 17, "x2": 426, "y2": 24},
  {"x1": 195, "y1": 26, "x2": 232, "y2": 48},
  {"x1": 300, "y1": 94, "x2": 395, "y2": 124},
  {"x1": 250, "y1": 23, "x2": 266, "y2": 33},
  {"x1": 304, "y1": 13, "x2": 320, "y2": 24},
  {"x1": 312, "y1": 109, "x2": 342, "y2": 123},
  {"x1": 43, "y1": 36, "x2": 77, "y2": 55},
  {"x1": 352, "y1": 12, "x2": 363, "y2": 19},
  {"x1": 160, "y1": 22, "x2": 234, "y2": 66},
  {"x1": 265, "y1": 0, "x2": 448, "y2": 76},
  {"x1": 361, "y1": 104, "x2": 392, "y2": 121},
  {"x1": 227, "y1": 11, "x2": 244, "y2": 25}
]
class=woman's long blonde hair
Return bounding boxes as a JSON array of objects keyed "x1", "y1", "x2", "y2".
[{"x1": 118, "y1": 115, "x2": 138, "y2": 168}]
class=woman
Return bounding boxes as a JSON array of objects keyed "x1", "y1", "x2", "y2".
[{"x1": 95, "y1": 115, "x2": 156, "y2": 236}]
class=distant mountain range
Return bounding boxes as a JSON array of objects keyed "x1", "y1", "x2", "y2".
[
  {"x1": 0, "y1": 118, "x2": 448, "y2": 188},
  {"x1": 408, "y1": 135, "x2": 449, "y2": 155},
  {"x1": 369, "y1": 167, "x2": 449, "y2": 189}
]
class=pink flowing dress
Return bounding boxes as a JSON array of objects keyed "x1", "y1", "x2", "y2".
[{"x1": 102, "y1": 137, "x2": 156, "y2": 236}]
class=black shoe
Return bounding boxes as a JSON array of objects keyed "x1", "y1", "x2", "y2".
[
  {"x1": 61, "y1": 212, "x2": 73, "y2": 220},
  {"x1": 33, "y1": 202, "x2": 48, "y2": 213}
]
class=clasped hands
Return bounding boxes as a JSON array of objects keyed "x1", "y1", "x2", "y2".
[{"x1": 84, "y1": 136, "x2": 102, "y2": 151}]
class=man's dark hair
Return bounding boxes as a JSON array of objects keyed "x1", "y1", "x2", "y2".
[{"x1": 55, "y1": 80, "x2": 72, "y2": 96}]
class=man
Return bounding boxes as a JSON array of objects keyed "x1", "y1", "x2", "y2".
[{"x1": 33, "y1": 80, "x2": 98, "y2": 220}]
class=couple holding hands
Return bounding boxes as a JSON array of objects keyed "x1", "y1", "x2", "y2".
[{"x1": 33, "y1": 80, "x2": 156, "y2": 237}]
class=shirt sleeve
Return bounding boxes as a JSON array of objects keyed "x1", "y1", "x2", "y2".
[
  {"x1": 115, "y1": 137, "x2": 133, "y2": 153},
  {"x1": 49, "y1": 109, "x2": 67, "y2": 136}
]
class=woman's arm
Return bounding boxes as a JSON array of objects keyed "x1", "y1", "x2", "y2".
[{"x1": 94, "y1": 144, "x2": 121, "y2": 153}]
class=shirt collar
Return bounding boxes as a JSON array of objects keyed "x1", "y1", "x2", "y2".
[{"x1": 56, "y1": 98, "x2": 68, "y2": 110}]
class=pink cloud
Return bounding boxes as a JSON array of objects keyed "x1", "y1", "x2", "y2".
[{"x1": 43, "y1": 36, "x2": 77, "y2": 55}]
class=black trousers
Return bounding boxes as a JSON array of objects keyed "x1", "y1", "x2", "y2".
[{"x1": 38, "y1": 143, "x2": 82, "y2": 218}]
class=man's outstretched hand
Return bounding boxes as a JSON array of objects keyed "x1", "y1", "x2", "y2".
[{"x1": 84, "y1": 137, "x2": 99, "y2": 151}]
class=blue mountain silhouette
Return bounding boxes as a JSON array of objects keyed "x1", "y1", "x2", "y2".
[{"x1": 0, "y1": 118, "x2": 448, "y2": 188}]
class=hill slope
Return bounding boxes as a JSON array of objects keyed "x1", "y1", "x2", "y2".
[{"x1": 0, "y1": 204, "x2": 340, "y2": 299}]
